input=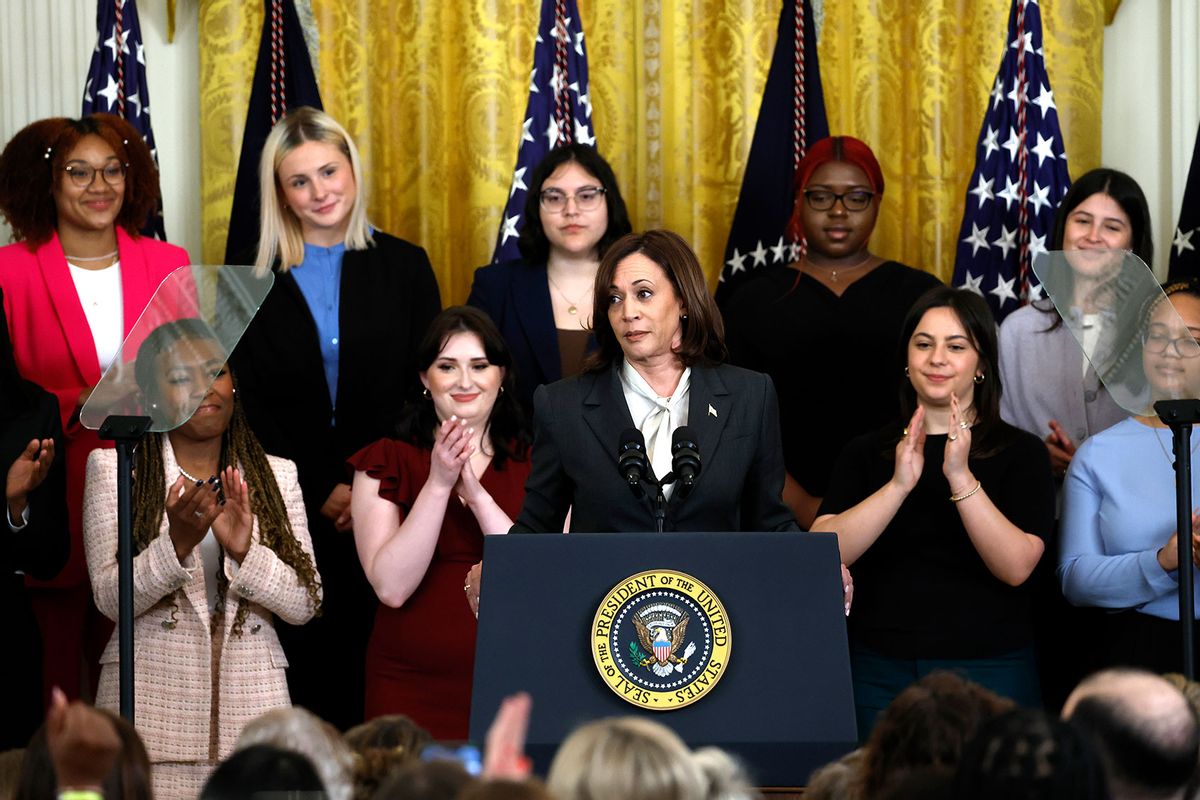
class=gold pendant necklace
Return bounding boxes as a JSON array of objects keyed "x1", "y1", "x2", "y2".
[{"x1": 547, "y1": 273, "x2": 589, "y2": 315}]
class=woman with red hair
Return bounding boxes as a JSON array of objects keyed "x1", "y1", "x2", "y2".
[
  {"x1": 723, "y1": 135, "x2": 940, "y2": 527},
  {"x1": 0, "y1": 114, "x2": 189, "y2": 708}
]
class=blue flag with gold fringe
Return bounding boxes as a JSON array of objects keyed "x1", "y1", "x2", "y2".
[{"x1": 716, "y1": 0, "x2": 828, "y2": 305}]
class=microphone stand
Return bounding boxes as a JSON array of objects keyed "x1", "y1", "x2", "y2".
[
  {"x1": 652, "y1": 474, "x2": 676, "y2": 535},
  {"x1": 1155, "y1": 399, "x2": 1200, "y2": 680}
]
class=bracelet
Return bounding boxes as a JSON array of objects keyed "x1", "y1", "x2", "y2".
[
  {"x1": 949, "y1": 480, "x2": 982, "y2": 503},
  {"x1": 59, "y1": 791, "x2": 104, "y2": 800}
]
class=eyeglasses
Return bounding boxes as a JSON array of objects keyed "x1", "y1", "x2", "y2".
[
  {"x1": 1142, "y1": 329, "x2": 1200, "y2": 358},
  {"x1": 803, "y1": 189, "x2": 874, "y2": 212},
  {"x1": 539, "y1": 186, "x2": 606, "y2": 213},
  {"x1": 63, "y1": 161, "x2": 127, "y2": 188}
]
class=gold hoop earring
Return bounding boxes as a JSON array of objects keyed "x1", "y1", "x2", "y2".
[
  {"x1": 974, "y1": 373, "x2": 984, "y2": 384},
  {"x1": 422, "y1": 388, "x2": 431, "y2": 398},
  {"x1": 904, "y1": 366, "x2": 910, "y2": 377}
]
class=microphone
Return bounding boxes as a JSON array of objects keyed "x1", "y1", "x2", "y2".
[
  {"x1": 618, "y1": 428, "x2": 650, "y2": 497},
  {"x1": 671, "y1": 426, "x2": 701, "y2": 495}
]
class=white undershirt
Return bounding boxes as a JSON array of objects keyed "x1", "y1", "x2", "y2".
[
  {"x1": 619, "y1": 360, "x2": 691, "y2": 500},
  {"x1": 68, "y1": 261, "x2": 124, "y2": 370},
  {"x1": 1079, "y1": 313, "x2": 1101, "y2": 379}
]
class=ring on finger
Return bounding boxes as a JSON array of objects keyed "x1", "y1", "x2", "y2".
[
  {"x1": 948, "y1": 433, "x2": 958, "y2": 441},
  {"x1": 193, "y1": 510, "x2": 204, "y2": 518},
  {"x1": 959, "y1": 421, "x2": 970, "y2": 429}
]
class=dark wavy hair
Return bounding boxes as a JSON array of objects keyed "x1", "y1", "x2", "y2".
[
  {"x1": 586, "y1": 229, "x2": 728, "y2": 373},
  {"x1": 395, "y1": 306, "x2": 529, "y2": 468},
  {"x1": 899, "y1": 287, "x2": 1015, "y2": 456},
  {"x1": 516, "y1": 144, "x2": 632, "y2": 264},
  {"x1": 0, "y1": 114, "x2": 160, "y2": 248}
]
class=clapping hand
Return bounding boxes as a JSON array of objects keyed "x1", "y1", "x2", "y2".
[
  {"x1": 211, "y1": 466, "x2": 252, "y2": 563},
  {"x1": 1157, "y1": 511, "x2": 1200, "y2": 572},
  {"x1": 6, "y1": 437, "x2": 54, "y2": 520},
  {"x1": 943, "y1": 392, "x2": 974, "y2": 490},
  {"x1": 165, "y1": 474, "x2": 222, "y2": 562},
  {"x1": 46, "y1": 687, "x2": 120, "y2": 792},
  {"x1": 431, "y1": 416, "x2": 474, "y2": 491},
  {"x1": 891, "y1": 406, "x2": 926, "y2": 493}
]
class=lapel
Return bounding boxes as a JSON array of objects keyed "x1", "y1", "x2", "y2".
[
  {"x1": 581, "y1": 367, "x2": 637, "y2": 464},
  {"x1": 275, "y1": 263, "x2": 334, "y2": 418},
  {"x1": 115, "y1": 228, "x2": 154, "y2": 337},
  {"x1": 35, "y1": 233, "x2": 102, "y2": 384},
  {"x1": 513, "y1": 263, "x2": 562, "y2": 383},
  {"x1": 161, "y1": 437, "x2": 213, "y2": 632},
  {"x1": 668, "y1": 365, "x2": 731, "y2": 512}
]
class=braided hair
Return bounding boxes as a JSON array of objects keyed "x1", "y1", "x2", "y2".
[{"x1": 132, "y1": 320, "x2": 321, "y2": 635}]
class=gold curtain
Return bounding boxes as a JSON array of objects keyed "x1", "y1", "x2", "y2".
[{"x1": 199, "y1": 0, "x2": 1109, "y2": 299}]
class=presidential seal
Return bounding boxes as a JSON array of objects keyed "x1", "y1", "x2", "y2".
[{"x1": 591, "y1": 569, "x2": 731, "y2": 710}]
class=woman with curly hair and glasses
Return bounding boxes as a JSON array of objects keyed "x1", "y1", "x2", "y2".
[
  {"x1": 0, "y1": 113, "x2": 190, "y2": 710},
  {"x1": 83, "y1": 319, "x2": 321, "y2": 799}
]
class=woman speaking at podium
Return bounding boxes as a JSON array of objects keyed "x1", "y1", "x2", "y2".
[{"x1": 508, "y1": 229, "x2": 796, "y2": 535}]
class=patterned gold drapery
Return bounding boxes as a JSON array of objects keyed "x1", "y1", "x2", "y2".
[{"x1": 199, "y1": 1, "x2": 1109, "y2": 298}]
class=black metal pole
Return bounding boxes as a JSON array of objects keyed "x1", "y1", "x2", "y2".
[
  {"x1": 98, "y1": 415, "x2": 152, "y2": 722},
  {"x1": 1156, "y1": 399, "x2": 1200, "y2": 680}
]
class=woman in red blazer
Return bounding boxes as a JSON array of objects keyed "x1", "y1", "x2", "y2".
[{"x1": 0, "y1": 114, "x2": 189, "y2": 708}]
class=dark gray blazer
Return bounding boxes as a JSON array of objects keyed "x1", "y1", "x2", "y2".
[{"x1": 511, "y1": 363, "x2": 799, "y2": 533}]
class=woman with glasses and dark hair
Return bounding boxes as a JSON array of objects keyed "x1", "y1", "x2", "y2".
[
  {"x1": 230, "y1": 107, "x2": 441, "y2": 729},
  {"x1": 1059, "y1": 279, "x2": 1200, "y2": 674},
  {"x1": 348, "y1": 306, "x2": 530, "y2": 739},
  {"x1": 468, "y1": 144, "x2": 632, "y2": 415},
  {"x1": 812, "y1": 287, "x2": 1054, "y2": 737},
  {"x1": 0, "y1": 114, "x2": 190, "y2": 709},
  {"x1": 722, "y1": 135, "x2": 940, "y2": 528}
]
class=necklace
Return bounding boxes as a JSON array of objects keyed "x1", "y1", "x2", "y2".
[
  {"x1": 65, "y1": 249, "x2": 119, "y2": 267},
  {"x1": 179, "y1": 465, "x2": 204, "y2": 483},
  {"x1": 807, "y1": 253, "x2": 872, "y2": 282},
  {"x1": 1150, "y1": 424, "x2": 1200, "y2": 466},
  {"x1": 546, "y1": 272, "x2": 590, "y2": 316}
]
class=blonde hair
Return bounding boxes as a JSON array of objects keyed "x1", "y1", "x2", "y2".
[
  {"x1": 255, "y1": 106, "x2": 373, "y2": 274},
  {"x1": 547, "y1": 717, "x2": 706, "y2": 800},
  {"x1": 236, "y1": 707, "x2": 356, "y2": 800}
]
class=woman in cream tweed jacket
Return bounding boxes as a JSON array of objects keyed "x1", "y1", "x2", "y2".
[{"x1": 83, "y1": 319, "x2": 322, "y2": 799}]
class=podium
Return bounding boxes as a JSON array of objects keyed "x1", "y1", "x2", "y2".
[{"x1": 468, "y1": 532, "x2": 857, "y2": 787}]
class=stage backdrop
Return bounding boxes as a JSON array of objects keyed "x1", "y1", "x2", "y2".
[{"x1": 198, "y1": 0, "x2": 1114, "y2": 300}]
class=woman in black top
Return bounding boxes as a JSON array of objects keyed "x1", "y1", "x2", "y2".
[
  {"x1": 813, "y1": 287, "x2": 1053, "y2": 738},
  {"x1": 723, "y1": 136, "x2": 940, "y2": 527}
]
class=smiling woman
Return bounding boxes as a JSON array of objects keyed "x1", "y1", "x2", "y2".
[
  {"x1": 83, "y1": 318, "x2": 321, "y2": 798},
  {"x1": 812, "y1": 286, "x2": 1054, "y2": 738},
  {"x1": 0, "y1": 113, "x2": 190, "y2": 713},
  {"x1": 230, "y1": 107, "x2": 441, "y2": 730}
]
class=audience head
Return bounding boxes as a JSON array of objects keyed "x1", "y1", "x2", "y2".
[
  {"x1": 786, "y1": 135, "x2": 884, "y2": 250},
  {"x1": 344, "y1": 714, "x2": 432, "y2": 800},
  {"x1": 691, "y1": 747, "x2": 759, "y2": 800},
  {"x1": 518, "y1": 143, "x2": 632, "y2": 264},
  {"x1": 547, "y1": 716, "x2": 706, "y2": 800},
  {"x1": 804, "y1": 747, "x2": 863, "y2": 800},
  {"x1": 397, "y1": 305, "x2": 528, "y2": 465},
  {"x1": 1063, "y1": 668, "x2": 1199, "y2": 800},
  {"x1": 458, "y1": 778, "x2": 556, "y2": 800},
  {"x1": 588, "y1": 229, "x2": 727, "y2": 372},
  {"x1": 0, "y1": 114, "x2": 160, "y2": 248},
  {"x1": 256, "y1": 106, "x2": 371, "y2": 272},
  {"x1": 854, "y1": 670, "x2": 1013, "y2": 798},
  {"x1": 200, "y1": 744, "x2": 328, "y2": 799},
  {"x1": 15, "y1": 709, "x2": 152, "y2": 800},
  {"x1": 236, "y1": 707, "x2": 356, "y2": 800},
  {"x1": 374, "y1": 759, "x2": 478, "y2": 800},
  {"x1": 951, "y1": 708, "x2": 1109, "y2": 800},
  {"x1": 899, "y1": 286, "x2": 1004, "y2": 438},
  {"x1": 1051, "y1": 167, "x2": 1153, "y2": 267}
]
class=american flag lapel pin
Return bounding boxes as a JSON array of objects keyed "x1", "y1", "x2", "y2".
[{"x1": 708, "y1": 403, "x2": 718, "y2": 418}]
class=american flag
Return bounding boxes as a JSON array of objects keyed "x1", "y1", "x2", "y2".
[
  {"x1": 716, "y1": 0, "x2": 828, "y2": 305},
  {"x1": 1169, "y1": 121, "x2": 1200, "y2": 281},
  {"x1": 491, "y1": 0, "x2": 595, "y2": 264},
  {"x1": 81, "y1": 0, "x2": 165, "y2": 240},
  {"x1": 951, "y1": 0, "x2": 1071, "y2": 321}
]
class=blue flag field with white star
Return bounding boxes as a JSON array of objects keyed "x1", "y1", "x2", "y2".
[
  {"x1": 716, "y1": 0, "x2": 828, "y2": 305},
  {"x1": 951, "y1": 0, "x2": 1071, "y2": 321},
  {"x1": 491, "y1": 0, "x2": 595, "y2": 264},
  {"x1": 1169, "y1": 121, "x2": 1200, "y2": 281},
  {"x1": 82, "y1": 0, "x2": 165, "y2": 240}
]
